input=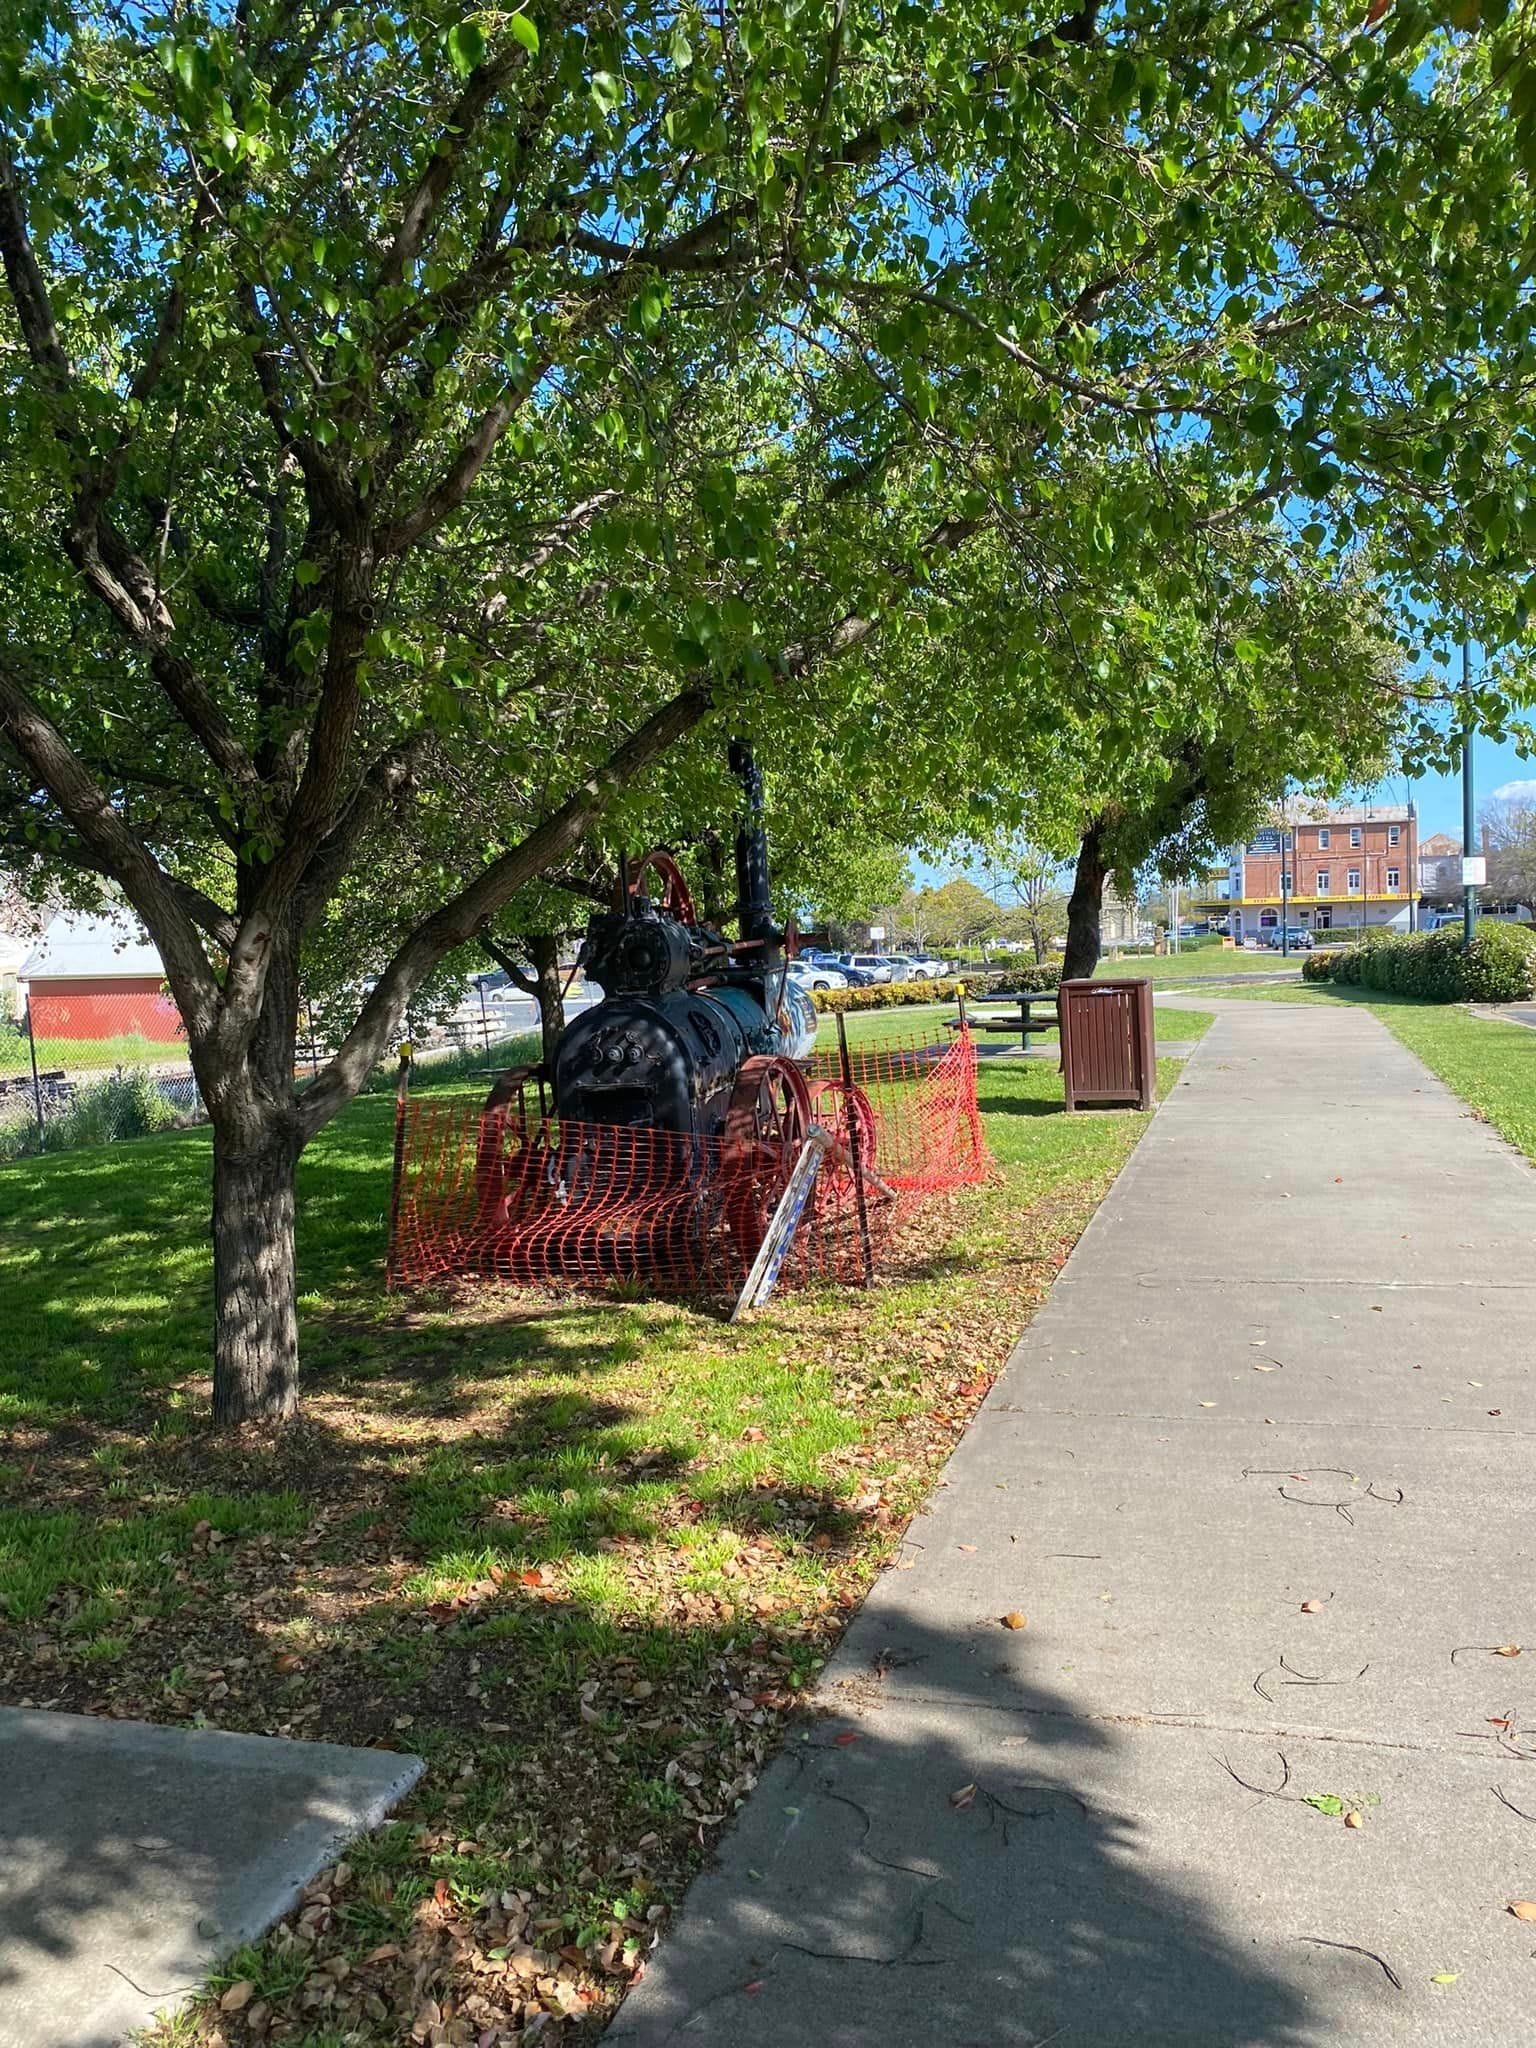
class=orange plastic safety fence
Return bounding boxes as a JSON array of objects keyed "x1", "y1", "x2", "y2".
[{"x1": 388, "y1": 1027, "x2": 991, "y2": 1302}]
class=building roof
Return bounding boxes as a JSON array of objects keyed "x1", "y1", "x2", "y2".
[
  {"x1": 20, "y1": 909, "x2": 164, "y2": 981},
  {"x1": 1419, "y1": 832, "x2": 1461, "y2": 856},
  {"x1": 1282, "y1": 801, "x2": 1415, "y2": 826}
]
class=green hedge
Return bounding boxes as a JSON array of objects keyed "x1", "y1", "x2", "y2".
[
  {"x1": 810, "y1": 966, "x2": 1059, "y2": 1015},
  {"x1": 1302, "y1": 920, "x2": 1536, "y2": 1002}
]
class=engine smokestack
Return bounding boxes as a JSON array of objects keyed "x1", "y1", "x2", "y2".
[{"x1": 729, "y1": 738, "x2": 775, "y2": 949}]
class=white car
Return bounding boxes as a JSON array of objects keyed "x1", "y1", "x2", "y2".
[
  {"x1": 787, "y1": 960, "x2": 848, "y2": 992},
  {"x1": 839, "y1": 953, "x2": 896, "y2": 982},
  {"x1": 904, "y1": 954, "x2": 948, "y2": 978}
]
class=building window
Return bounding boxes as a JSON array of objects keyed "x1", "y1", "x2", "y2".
[
  {"x1": 1315, "y1": 907, "x2": 1332, "y2": 929},
  {"x1": 1350, "y1": 826, "x2": 1362, "y2": 848},
  {"x1": 1389, "y1": 824, "x2": 1401, "y2": 848},
  {"x1": 1259, "y1": 908, "x2": 1278, "y2": 928},
  {"x1": 1316, "y1": 871, "x2": 1330, "y2": 894},
  {"x1": 1282, "y1": 871, "x2": 1293, "y2": 893},
  {"x1": 1317, "y1": 828, "x2": 1330, "y2": 849},
  {"x1": 1387, "y1": 867, "x2": 1400, "y2": 892},
  {"x1": 1347, "y1": 868, "x2": 1361, "y2": 893}
]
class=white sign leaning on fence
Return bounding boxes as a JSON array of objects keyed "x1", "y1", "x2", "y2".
[{"x1": 729, "y1": 1127, "x2": 832, "y2": 1321}]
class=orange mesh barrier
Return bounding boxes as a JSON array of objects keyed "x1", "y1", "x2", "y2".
[{"x1": 388, "y1": 1028, "x2": 991, "y2": 1302}]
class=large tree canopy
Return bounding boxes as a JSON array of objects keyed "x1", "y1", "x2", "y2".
[{"x1": 0, "y1": 0, "x2": 1523, "y2": 1421}]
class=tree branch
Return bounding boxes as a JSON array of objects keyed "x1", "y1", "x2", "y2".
[
  {"x1": 0, "y1": 658, "x2": 222, "y2": 1038},
  {"x1": 380, "y1": 373, "x2": 547, "y2": 554},
  {"x1": 297, "y1": 682, "x2": 714, "y2": 1134},
  {"x1": 377, "y1": 41, "x2": 536, "y2": 292}
]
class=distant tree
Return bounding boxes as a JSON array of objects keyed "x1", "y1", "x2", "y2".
[
  {"x1": 970, "y1": 839, "x2": 1068, "y2": 963},
  {"x1": 918, "y1": 878, "x2": 1002, "y2": 955},
  {"x1": 1480, "y1": 797, "x2": 1536, "y2": 912}
]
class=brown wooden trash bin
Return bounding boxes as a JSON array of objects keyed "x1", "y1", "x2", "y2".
[{"x1": 1058, "y1": 977, "x2": 1155, "y2": 1111}]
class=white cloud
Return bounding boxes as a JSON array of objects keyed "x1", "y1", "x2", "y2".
[{"x1": 1490, "y1": 779, "x2": 1536, "y2": 805}]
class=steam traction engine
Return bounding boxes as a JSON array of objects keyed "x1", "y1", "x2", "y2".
[{"x1": 474, "y1": 742, "x2": 870, "y2": 1284}]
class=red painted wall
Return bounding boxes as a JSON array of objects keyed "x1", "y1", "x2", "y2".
[{"x1": 28, "y1": 977, "x2": 185, "y2": 1044}]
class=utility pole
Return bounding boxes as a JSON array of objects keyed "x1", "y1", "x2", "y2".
[
  {"x1": 1462, "y1": 638, "x2": 1477, "y2": 947},
  {"x1": 1279, "y1": 787, "x2": 1290, "y2": 960}
]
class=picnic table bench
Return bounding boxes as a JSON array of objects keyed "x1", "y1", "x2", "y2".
[{"x1": 948, "y1": 991, "x2": 1061, "y2": 1050}]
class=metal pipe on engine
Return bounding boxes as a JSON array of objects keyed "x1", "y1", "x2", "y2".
[{"x1": 729, "y1": 738, "x2": 776, "y2": 949}]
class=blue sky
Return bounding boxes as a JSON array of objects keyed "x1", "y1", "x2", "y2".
[{"x1": 1408, "y1": 735, "x2": 1536, "y2": 840}]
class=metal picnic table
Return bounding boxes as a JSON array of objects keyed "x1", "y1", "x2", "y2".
[{"x1": 947, "y1": 990, "x2": 1061, "y2": 1052}]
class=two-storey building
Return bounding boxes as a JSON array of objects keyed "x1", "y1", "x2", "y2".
[{"x1": 1220, "y1": 805, "x2": 1418, "y2": 944}]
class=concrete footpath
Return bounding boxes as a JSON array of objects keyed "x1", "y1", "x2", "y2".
[
  {"x1": 0, "y1": 1709, "x2": 421, "y2": 2047},
  {"x1": 611, "y1": 1000, "x2": 1536, "y2": 2048}
]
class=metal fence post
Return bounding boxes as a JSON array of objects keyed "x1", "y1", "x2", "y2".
[
  {"x1": 386, "y1": 1044, "x2": 413, "y2": 1288},
  {"x1": 836, "y1": 1010, "x2": 874, "y2": 1287},
  {"x1": 25, "y1": 1001, "x2": 44, "y2": 1145}
]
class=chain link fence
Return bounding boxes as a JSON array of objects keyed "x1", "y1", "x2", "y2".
[
  {"x1": 0, "y1": 986, "x2": 202, "y2": 1160},
  {"x1": 1, "y1": 984, "x2": 544, "y2": 1161}
]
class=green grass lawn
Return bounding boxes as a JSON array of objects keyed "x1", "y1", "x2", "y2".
[
  {"x1": 0, "y1": 1032, "x2": 192, "y2": 1079},
  {"x1": 1102, "y1": 949, "x2": 1303, "y2": 983},
  {"x1": 0, "y1": 1013, "x2": 1209, "y2": 2045}
]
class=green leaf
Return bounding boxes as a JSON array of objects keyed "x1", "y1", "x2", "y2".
[
  {"x1": 294, "y1": 560, "x2": 323, "y2": 588},
  {"x1": 507, "y1": 12, "x2": 539, "y2": 56},
  {"x1": 447, "y1": 21, "x2": 487, "y2": 77},
  {"x1": 590, "y1": 70, "x2": 621, "y2": 114},
  {"x1": 1302, "y1": 1793, "x2": 1344, "y2": 1817}
]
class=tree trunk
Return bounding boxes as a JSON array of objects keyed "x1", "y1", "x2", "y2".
[
  {"x1": 480, "y1": 932, "x2": 566, "y2": 1070},
  {"x1": 1062, "y1": 817, "x2": 1110, "y2": 982},
  {"x1": 528, "y1": 933, "x2": 564, "y2": 1069},
  {"x1": 206, "y1": 913, "x2": 305, "y2": 1427},
  {"x1": 210, "y1": 1112, "x2": 302, "y2": 1425}
]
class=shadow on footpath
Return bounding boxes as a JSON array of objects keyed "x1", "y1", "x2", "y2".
[{"x1": 608, "y1": 1606, "x2": 1326, "y2": 2048}]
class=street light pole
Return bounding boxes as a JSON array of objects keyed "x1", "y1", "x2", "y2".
[
  {"x1": 1462, "y1": 638, "x2": 1476, "y2": 948},
  {"x1": 1279, "y1": 788, "x2": 1290, "y2": 960}
]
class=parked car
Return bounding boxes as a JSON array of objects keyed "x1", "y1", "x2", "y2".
[
  {"x1": 904, "y1": 953, "x2": 949, "y2": 978},
  {"x1": 786, "y1": 960, "x2": 848, "y2": 992},
  {"x1": 1259, "y1": 925, "x2": 1314, "y2": 951},
  {"x1": 838, "y1": 953, "x2": 896, "y2": 982},
  {"x1": 881, "y1": 953, "x2": 918, "y2": 981}
]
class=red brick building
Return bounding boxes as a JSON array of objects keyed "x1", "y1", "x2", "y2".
[{"x1": 1220, "y1": 805, "x2": 1418, "y2": 943}]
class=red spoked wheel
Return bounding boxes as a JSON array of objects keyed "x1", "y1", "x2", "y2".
[
  {"x1": 721, "y1": 1054, "x2": 814, "y2": 1262},
  {"x1": 624, "y1": 848, "x2": 697, "y2": 925},
  {"x1": 805, "y1": 1076, "x2": 877, "y2": 1223},
  {"x1": 806, "y1": 1076, "x2": 876, "y2": 1169}
]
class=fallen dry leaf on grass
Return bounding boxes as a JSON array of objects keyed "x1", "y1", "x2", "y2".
[
  {"x1": 219, "y1": 1981, "x2": 255, "y2": 2014},
  {"x1": 1001, "y1": 1612, "x2": 1027, "y2": 1631}
]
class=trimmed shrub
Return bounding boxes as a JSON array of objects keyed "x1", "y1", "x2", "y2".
[
  {"x1": 810, "y1": 967, "x2": 1059, "y2": 1015},
  {"x1": 1305, "y1": 920, "x2": 1536, "y2": 1002},
  {"x1": 0, "y1": 1067, "x2": 188, "y2": 1162}
]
